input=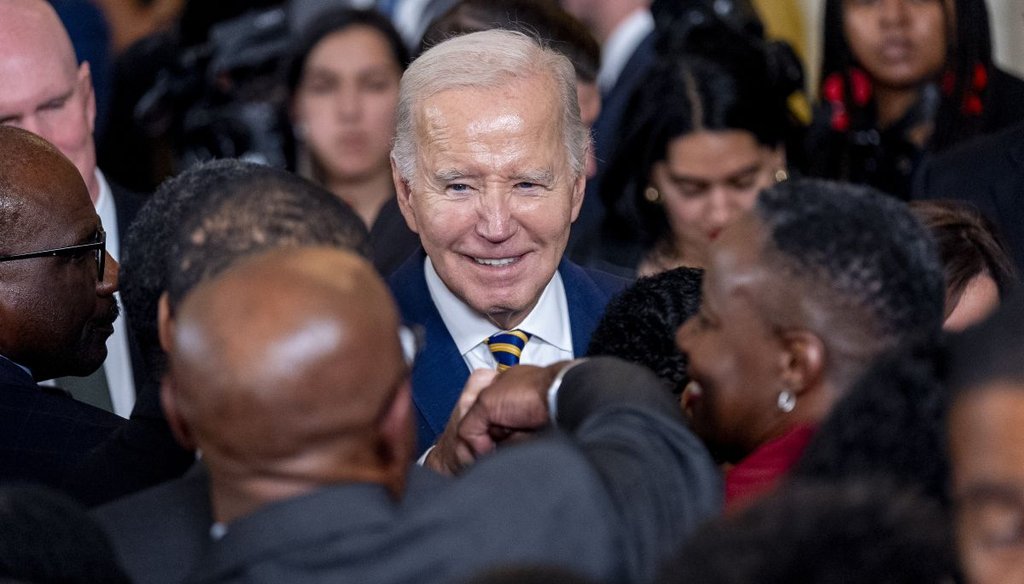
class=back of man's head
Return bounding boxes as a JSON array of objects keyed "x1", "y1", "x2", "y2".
[
  {"x1": 121, "y1": 159, "x2": 369, "y2": 383},
  {"x1": 166, "y1": 247, "x2": 411, "y2": 524},
  {"x1": 164, "y1": 163, "x2": 370, "y2": 310},
  {"x1": 754, "y1": 179, "x2": 945, "y2": 389}
]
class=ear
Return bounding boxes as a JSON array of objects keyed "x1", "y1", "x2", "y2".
[
  {"x1": 777, "y1": 328, "x2": 825, "y2": 397},
  {"x1": 157, "y1": 292, "x2": 175, "y2": 355},
  {"x1": 378, "y1": 379, "x2": 414, "y2": 496},
  {"x1": 569, "y1": 171, "x2": 585, "y2": 223},
  {"x1": 391, "y1": 156, "x2": 420, "y2": 234},
  {"x1": 160, "y1": 373, "x2": 197, "y2": 450},
  {"x1": 77, "y1": 61, "x2": 96, "y2": 135}
]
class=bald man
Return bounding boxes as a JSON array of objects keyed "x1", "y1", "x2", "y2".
[
  {"x1": 0, "y1": 0, "x2": 146, "y2": 416},
  {"x1": 102, "y1": 247, "x2": 718, "y2": 584},
  {"x1": 0, "y1": 125, "x2": 124, "y2": 492}
]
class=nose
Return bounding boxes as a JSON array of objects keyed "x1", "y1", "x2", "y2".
[
  {"x1": 97, "y1": 252, "x2": 118, "y2": 296},
  {"x1": 879, "y1": 0, "x2": 909, "y2": 26},
  {"x1": 705, "y1": 187, "x2": 735, "y2": 231},
  {"x1": 336, "y1": 85, "x2": 361, "y2": 120},
  {"x1": 475, "y1": 188, "x2": 517, "y2": 243}
]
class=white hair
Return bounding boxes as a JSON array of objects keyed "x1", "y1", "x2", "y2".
[{"x1": 391, "y1": 29, "x2": 589, "y2": 183}]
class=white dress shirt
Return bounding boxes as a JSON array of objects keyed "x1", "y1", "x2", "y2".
[
  {"x1": 597, "y1": 8, "x2": 655, "y2": 93},
  {"x1": 94, "y1": 169, "x2": 136, "y2": 417},
  {"x1": 423, "y1": 257, "x2": 575, "y2": 371}
]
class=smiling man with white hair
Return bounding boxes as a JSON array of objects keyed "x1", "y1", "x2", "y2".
[{"x1": 388, "y1": 29, "x2": 625, "y2": 454}]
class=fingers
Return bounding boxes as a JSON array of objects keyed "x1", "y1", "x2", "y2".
[{"x1": 458, "y1": 369, "x2": 498, "y2": 419}]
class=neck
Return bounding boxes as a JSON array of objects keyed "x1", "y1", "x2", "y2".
[
  {"x1": 596, "y1": 4, "x2": 643, "y2": 44},
  {"x1": 874, "y1": 86, "x2": 921, "y2": 129},
  {"x1": 326, "y1": 167, "x2": 394, "y2": 229},
  {"x1": 86, "y1": 169, "x2": 101, "y2": 206},
  {"x1": 208, "y1": 456, "x2": 402, "y2": 525}
]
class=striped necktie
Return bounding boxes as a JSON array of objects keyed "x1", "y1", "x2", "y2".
[{"x1": 486, "y1": 330, "x2": 532, "y2": 372}]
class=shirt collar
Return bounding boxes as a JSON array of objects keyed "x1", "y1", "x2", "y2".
[
  {"x1": 0, "y1": 354, "x2": 33, "y2": 381},
  {"x1": 423, "y1": 257, "x2": 572, "y2": 356},
  {"x1": 597, "y1": 8, "x2": 655, "y2": 92},
  {"x1": 93, "y1": 169, "x2": 121, "y2": 262}
]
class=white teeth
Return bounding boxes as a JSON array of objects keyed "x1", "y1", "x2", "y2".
[{"x1": 474, "y1": 257, "x2": 516, "y2": 266}]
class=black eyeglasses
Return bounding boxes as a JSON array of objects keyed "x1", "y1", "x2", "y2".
[{"x1": 0, "y1": 226, "x2": 106, "y2": 281}]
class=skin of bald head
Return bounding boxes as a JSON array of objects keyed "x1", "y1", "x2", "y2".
[
  {"x1": 0, "y1": 0, "x2": 99, "y2": 200},
  {"x1": 0, "y1": 125, "x2": 118, "y2": 380},
  {"x1": 163, "y1": 247, "x2": 412, "y2": 524}
]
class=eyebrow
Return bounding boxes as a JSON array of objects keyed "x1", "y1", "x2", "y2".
[
  {"x1": 512, "y1": 170, "x2": 554, "y2": 184},
  {"x1": 434, "y1": 168, "x2": 471, "y2": 182},
  {"x1": 666, "y1": 162, "x2": 763, "y2": 184}
]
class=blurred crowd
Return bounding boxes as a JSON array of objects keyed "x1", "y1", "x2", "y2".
[{"x1": 1, "y1": 0, "x2": 1024, "y2": 583}]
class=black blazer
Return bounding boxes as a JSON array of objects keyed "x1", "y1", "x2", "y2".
[
  {"x1": 913, "y1": 120, "x2": 1024, "y2": 273},
  {"x1": 0, "y1": 357, "x2": 124, "y2": 496}
]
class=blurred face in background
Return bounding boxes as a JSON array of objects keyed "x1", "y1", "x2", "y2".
[
  {"x1": 950, "y1": 384, "x2": 1024, "y2": 584},
  {"x1": 842, "y1": 0, "x2": 949, "y2": 90},
  {"x1": 650, "y1": 130, "x2": 783, "y2": 267},
  {"x1": 292, "y1": 25, "x2": 402, "y2": 184}
]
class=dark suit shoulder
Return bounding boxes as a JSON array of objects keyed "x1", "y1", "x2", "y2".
[
  {"x1": 0, "y1": 363, "x2": 123, "y2": 495},
  {"x1": 94, "y1": 467, "x2": 211, "y2": 584}
]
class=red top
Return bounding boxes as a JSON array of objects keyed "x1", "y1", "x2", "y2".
[{"x1": 724, "y1": 424, "x2": 817, "y2": 511}]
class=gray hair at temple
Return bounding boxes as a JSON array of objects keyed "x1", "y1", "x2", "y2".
[{"x1": 391, "y1": 29, "x2": 588, "y2": 182}]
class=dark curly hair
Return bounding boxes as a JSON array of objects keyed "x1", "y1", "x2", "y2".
[
  {"x1": 661, "y1": 478, "x2": 957, "y2": 583},
  {"x1": 754, "y1": 178, "x2": 945, "y2": 389},
  {"x1": 793, "y1": 340, "x2": 952, "y2": 507},
  {"x1": 586, "y1": 267, "x2": 703, "y2": 395}
]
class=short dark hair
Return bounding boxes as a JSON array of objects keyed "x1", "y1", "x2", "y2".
[
  {"x1": 419, "y1": 0, "x2": 599, "y2": 83},
  {"x1": 793, "y1": 340, "x2": 952, "y2": 506},
  {"x1": 586, "y1": 267, "x2": 702, "y2": 395},
  {"x1": 285, "y1": 8, "x2": 409, "y2": 96},
  {"x1": 165, "y1": 163, "x2": 370, "y2": 311},
  {"x1": 910, "y1": 200, "x2": 1018, "y2": 316},
  {"x1": 662, "y1": 479, "x2": 956, "y2": 584},
  {"x1": 121, "y1": 159, "x2": 259, "y2": 380},
  {"x1": 0, "y1": 486, "x2": 131, "y2": 583},
  {"x1": 754, "y1": 179, "x2": 945, "y2": 388}
]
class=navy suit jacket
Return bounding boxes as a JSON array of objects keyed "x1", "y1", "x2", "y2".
[
  {"x1": 568, "y1": 31, "x2": 657, "y2": 260},
  {"x1": 388, "y1": 252, "x2": 628, "y2": 453},
  {"x1": 913, "y1": 120, "x2": 1024, "y2": 274},
  {"x1": 0, "y1": 357, "x2": 124, "y2": 496}
]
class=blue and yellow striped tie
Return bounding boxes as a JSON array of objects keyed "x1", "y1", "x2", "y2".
[{"x1": 486, "y1": 330, "x2": 532, "y2": 372}]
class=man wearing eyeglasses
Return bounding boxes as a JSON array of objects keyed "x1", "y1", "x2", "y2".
[
  {"x1": 0, "y1": 126, "x2": 124, "y2": 492},
  {"x1": 0, "y1": 0, "x2": 145, "y2": 417}
]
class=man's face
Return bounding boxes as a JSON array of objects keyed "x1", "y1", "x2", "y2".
[
  {"x1": 950, "y1": 384, "x2": 1024, "y2": 584},
  {"x1": 0, "y1": 30, "x2": 97, "y2": 191},
  {"x1": 0, "y1": 173, "x2": 118, "y2": 380},
  {"x1": 675, "y1": 214, "x2": 788, "y2": 463},
  {"x1": 395, "y1": 73, "x2": 584, "y2": 329}
]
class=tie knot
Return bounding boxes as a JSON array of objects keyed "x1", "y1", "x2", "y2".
[{"x1": 486, "y1": 330, "x2": 532, "y2": 372}]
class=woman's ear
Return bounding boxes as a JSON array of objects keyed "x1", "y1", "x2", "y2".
[{"x1": 777, "y1": 328, "x2": 825, "y2": 396}]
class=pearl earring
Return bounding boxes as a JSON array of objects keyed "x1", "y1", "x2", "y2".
[{"x1": 777, "y1": 390, "x2": 796, "y2": 413}]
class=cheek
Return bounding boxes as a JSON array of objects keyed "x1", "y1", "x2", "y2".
[{"x1": 663, "y1": 196, "x2": 707, "y2": 236}]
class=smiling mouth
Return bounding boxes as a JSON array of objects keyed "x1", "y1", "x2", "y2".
[{"x1": 473, "y1": 256, "x2": 521, "y2": 267}]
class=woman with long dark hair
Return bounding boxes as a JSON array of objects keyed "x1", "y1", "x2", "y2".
[
  {"x1": 807, "y1": 0, "x2": 1024, "y2": 199},
  {"x1": 285, "y1": 8, "x2": 419, "y2": 276},
  {"x1": 594, "y1": 23, "x2": 803, "y2": 275}
]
